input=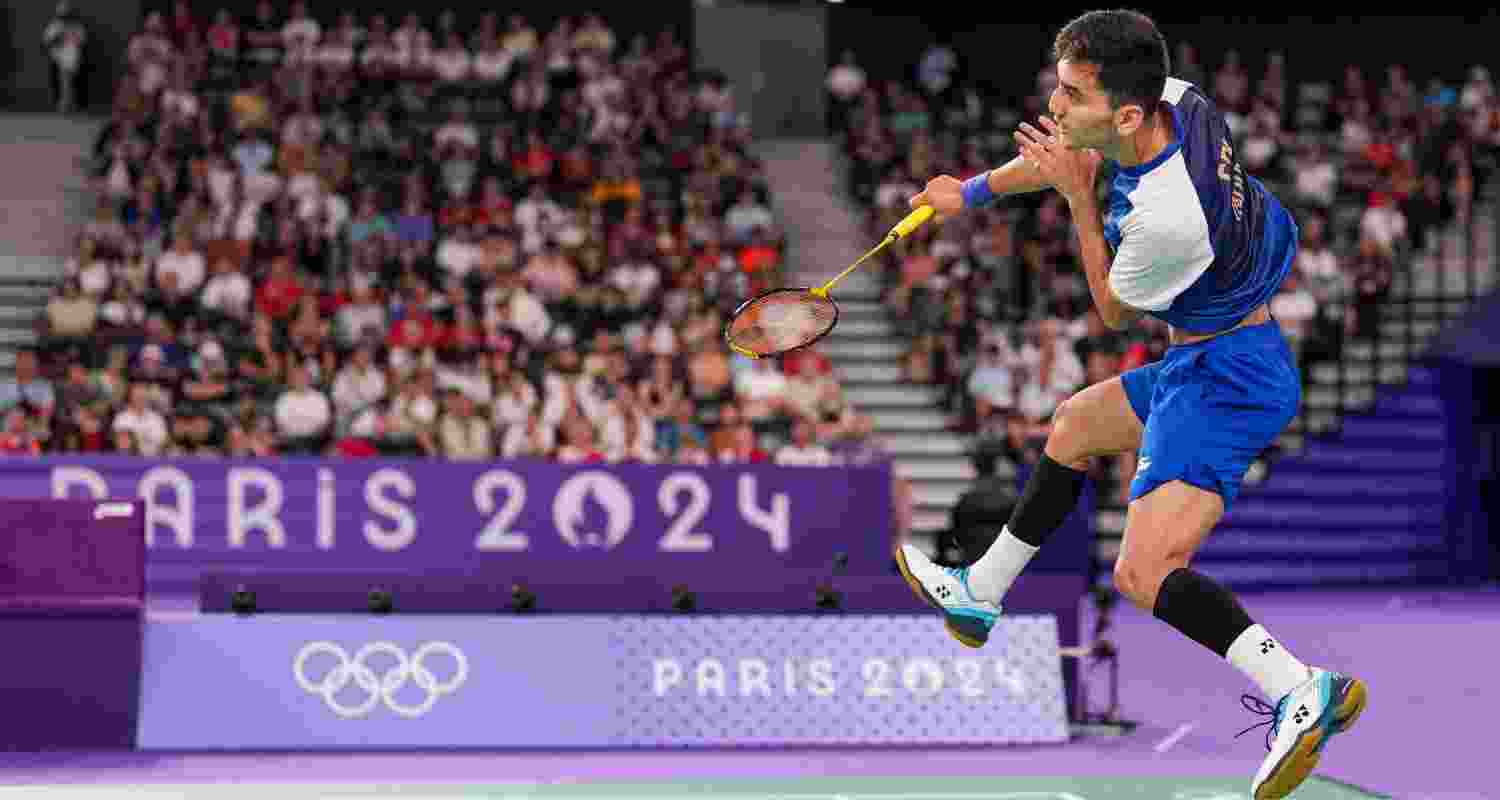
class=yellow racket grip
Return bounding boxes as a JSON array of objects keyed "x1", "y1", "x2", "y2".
[
  {"x1": 729, "y1": 342, "x2": 760, "y2": 359},
  {"x1": 889, "y1": 205, "x2": 935, "y2": 240}
]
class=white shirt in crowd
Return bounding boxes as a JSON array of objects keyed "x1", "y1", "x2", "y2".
[
  {"x1": 156, "y1": 248, "x2": 206, "y2": 294},
  {"x1": 436, "y1": 235, "x2": 483, "y2": 278},
  {"x1": 199, "y1": 269, "x2": 252, "y2": 318},
  {"x1": 336, "y1": 301, "x2": 387, "y2": 345},
  {"x1": 432, "y1": 47, "x2": 472, "y2": 82},
  {"x1": 274, "y1": 388, "x2": 332, "y2": 438},
  {"x1": 1360, "y1": 205, "x2": 1408, "y2": 252},
  {"x1": 112, "y1": 407, "x2": 168, "y2": 456},
  {"x1": 826, "y1": 64, "x2": 865, "y2": 100},
  {"x1": 1271, "y1": 286, "x2": 1318, "y2": 343},
  {"x1": 435, "y1": 120, "x2": 479, "y2": 151},
  {"x1": 331, "y1": 365, "x2": 387, "y2": 417},
  {"x1": 774, "y1": 443, "x2": 835, "y2": 467},
  {"x1": 436, "y1": 364, "x2": 492, "y2": 407},
  {"x1": 491, "y1": 382, "x2": 537, "y2": 428},
  {"x1": 472, "y1": 49, "x2": 513, "y2": 82}
]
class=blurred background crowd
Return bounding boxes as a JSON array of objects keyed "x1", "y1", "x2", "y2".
[{"x1": 17, "y1": 1, "x2": 878, "y2": 470}]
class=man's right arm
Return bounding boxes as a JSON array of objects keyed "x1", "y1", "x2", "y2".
[{"x1": 986, "y1": 154, "x2": 1053, "y2": 197}]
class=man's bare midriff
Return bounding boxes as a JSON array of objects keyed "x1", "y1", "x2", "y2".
[{"x1": 1167, "y1": 304, "x2": 1271, "y2": 346}]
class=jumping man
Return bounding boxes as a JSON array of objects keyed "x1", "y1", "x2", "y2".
[{"x1": 894, "y1": 10, "x2": 1367, "y2": 799}]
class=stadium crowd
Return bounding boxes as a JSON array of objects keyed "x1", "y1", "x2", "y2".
[
  {"x1": 21, "y1": 4, "x2": 879, "y2": 473},
  {"x1": 830, "y1": 42, "x2": 1499, "y2": 505}
]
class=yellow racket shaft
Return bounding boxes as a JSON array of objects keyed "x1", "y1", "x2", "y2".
[{"x1": 810, "y1": 205, "x2": 934, "y2": 299}]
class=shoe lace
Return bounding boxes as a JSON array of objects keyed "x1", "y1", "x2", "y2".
[{"x1": 1235, "y1": 693, "x2": 1288, "y2": 752}]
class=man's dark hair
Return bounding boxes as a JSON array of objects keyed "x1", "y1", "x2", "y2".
[{"x1": 1052, "y1": 9, "x2": 1170, "y2": 111}]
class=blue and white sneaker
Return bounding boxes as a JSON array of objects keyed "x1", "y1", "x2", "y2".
[
  {"x1": 893, "y1": 542, "x2": 1001, "y2": 648},
  {"x1": 1242, "y1": 667, "x2": 1369, "y2": 800}
]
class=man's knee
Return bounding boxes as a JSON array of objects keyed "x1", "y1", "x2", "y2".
[
  {"x1": 1112, "y1": 556, "x2": 1178, "y2": 611},
  {"x1": 1045, "y1": 393, "x2": 1091, "y2": 471}
]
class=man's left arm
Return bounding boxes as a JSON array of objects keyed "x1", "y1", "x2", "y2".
[{"x1": 1067, "y1": 192, "x2": 1142, "y2": 331}]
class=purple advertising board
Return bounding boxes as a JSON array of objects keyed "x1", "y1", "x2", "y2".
[
  {"x1": 0, "y1": 455, "x2": 893, "y2": 592},
  {"x1": 136, "y1": 614, "x2": 1068, "y2": 749},
  {"x1": 0, "y1": 498, "x2": 145, "y2": 749}
]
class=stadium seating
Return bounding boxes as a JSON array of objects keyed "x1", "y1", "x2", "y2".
[{"x1": 26, "y1": 7, "x2": 880, "y2": 476}]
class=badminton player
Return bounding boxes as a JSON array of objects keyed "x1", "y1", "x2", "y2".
[{"x1": 894, "y1": 10, "x2": 1366, "y2": 799}]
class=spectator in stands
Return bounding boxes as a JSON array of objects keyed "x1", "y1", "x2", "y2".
[
  {"x1": 112, "y1": 382, "x2": 168, "y2": 456},
  {"x1": 41, "y1": 278, "x2": 97, "y2": 356},
  {"x1": 437, "y1": 389, "x2": 492, "y2": 461},
  {"x1": 273, "y1": 364, "x2": 331, "y2": 452},
  {"x1": 1271, "y1": 270, "x2": 1318, "y2": 368},
  {"x1": 1348, "y1": 234, "x2": 1394, "y2": 343},
  {"x1": 827, "y1": 50, "x2": 867, "y2": 136},
  {"x1": 774, "y1": 418, "x2": 835, "y2": 467},
  {"x1": 43, "y1": 1, "x2": 88, "y2": 113}
]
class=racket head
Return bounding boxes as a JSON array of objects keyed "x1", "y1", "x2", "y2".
[{"x1": 723, "y1": 287, "x2": 840, "y2": 359}]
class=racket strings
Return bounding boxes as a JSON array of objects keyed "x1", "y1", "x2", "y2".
[{"x1": 726, "y1": 290, "x2": 838, "y2": 357}]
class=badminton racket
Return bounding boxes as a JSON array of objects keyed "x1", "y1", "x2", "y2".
[{"x1": 723, "y1": 205, "x2": 934, "y2": 359}]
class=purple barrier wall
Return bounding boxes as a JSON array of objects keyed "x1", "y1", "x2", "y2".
[
  {"x1": 0, "y1": 498, "x2": 144, "y2": 750},
  {"x1": 137, "y1": 614, "x2": 1069, "y2": 750},
  {"x1": 0, "y1": 455, "x2": 895, "y2": 595}
]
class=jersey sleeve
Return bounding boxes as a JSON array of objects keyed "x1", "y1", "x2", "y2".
[{"x1": 1107, "y1": 191, "x2": 1216, "y2": 312}]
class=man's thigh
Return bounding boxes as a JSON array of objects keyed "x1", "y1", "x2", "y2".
[{"x1": 1044, "y1": 368, "x2": 1154, "y2": 466}]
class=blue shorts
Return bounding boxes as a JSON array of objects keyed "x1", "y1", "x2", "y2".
[{"x1": 1119, "y1": 319, "x2": 1300, "y2": 510}]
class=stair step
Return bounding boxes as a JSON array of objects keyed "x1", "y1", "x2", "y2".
[
  {"x1": 895, "y1": 459, "x2": 977, "y2": 481},
  {"x1": 1379, "y1": 319, "x2": 1442, "y2": 340},
  {"x1": 1198, "y1": 529, "x2": 1446, "y2": 559},
  {"x1": 877, "y1": 431, "x2": 970, "y2": 455},
  {"x1": 1223, "y1": 500, "x2": 1443, "y2": 529},
  {"x1": 1311, "y1": 362, "x2": 1409, "y2": 385},
  {"x1": 1288, "y1": 444, "x2": 1446, "y2": 472},
  {"x1": 834, "y1": 317, "x2": 894, "y2": 337},
  {"x1": 1406, "y1": 365, "x2": 1438, "y2": 385},
  {"x1": 868, "y1": 409, "x2": 947, "y2": 431},
  {"x1": 835, "y1": 299, "x2": 886, "y2": 318},
  {"x1": 911, "y1": 508, "x2": 951, "y2": 532},
  {"x1": 1383, "y1": 298, "x2": 1476, "y2": 316},
  {"x1": 1251, "y1": 474, "x2": 1446, "y2": 499},
  {"x1": 0, "y1": 258, "x2": 64, "y2": 282},
  {"x1": 909, "y1": 480, "x2": 969, "y2": 508},
  {"x1": 837, "y1": 362, "x2": 905, "y2": 383},
  {"x1": 1302, "y1": 385, "x2": 1375, "y2": 409},
  {"x1": 0, "y1": 288, "x2": 51, "y2": 306},
  {"x1": 0, "y1": 329, "x2": 35, "y2": 347},
  {"x1": 1375, "y1": 390, "x2": 1444, "y2": 417},
  {"x1": 1197, "y1": 559, "x2": 1451, "y2": 589},
  {"x1": 1337, "y1": 416, "x2": 1445, "y2": 443},
  {"x1": 820, "y1": 337, "x2": 906, "y2": 361},
  {"x1": 845, "y1": 384, "x2": 941, "y2": 407},
  {"x1": 1340, "y1": 341, "x2": 1416, "y2": 362}
]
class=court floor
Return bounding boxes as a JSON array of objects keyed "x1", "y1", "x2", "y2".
[{"x1": 0, "y1": 775, "x2": 1385, "y2": 799}]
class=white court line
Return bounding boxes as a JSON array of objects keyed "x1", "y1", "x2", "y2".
[
  {"x1": 1153, "y1": 722, "x2": 1198, "y2": 754},
  {"x1": 0, "y1": 786, "x2": 1092, "y2": 792}
]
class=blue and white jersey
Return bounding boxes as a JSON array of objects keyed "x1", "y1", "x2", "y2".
[{"x1": 1103, "y1": 77, "x2": 1298, "y2": 334}]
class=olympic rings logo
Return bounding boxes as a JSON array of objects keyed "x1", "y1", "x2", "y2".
[{"x1": 293, "y1": 641, "x2": 469, "y2": 719}]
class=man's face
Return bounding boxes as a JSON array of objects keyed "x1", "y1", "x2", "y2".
[{"x1": 1047, "y1": 58, "x2": 1121, "y2": 152}]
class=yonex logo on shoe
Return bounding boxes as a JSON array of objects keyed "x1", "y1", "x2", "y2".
[
  {"x1": 1293, "y1": 705, "x2": 1310, "y2": 725},
  {"x1": 935, "y1": 586, "x2": 952, "y2": 600},
  {"x1": 1259, "y1": 639, "x2": 1276, "y2": 655}
]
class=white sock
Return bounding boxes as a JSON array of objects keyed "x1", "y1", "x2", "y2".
[
  {"x1": 965, "y1": 525, "x2": 1037, "y2": 605},
  {"x1": 1226, "y1": 624, "x2": 1313, "y2": 701}
]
